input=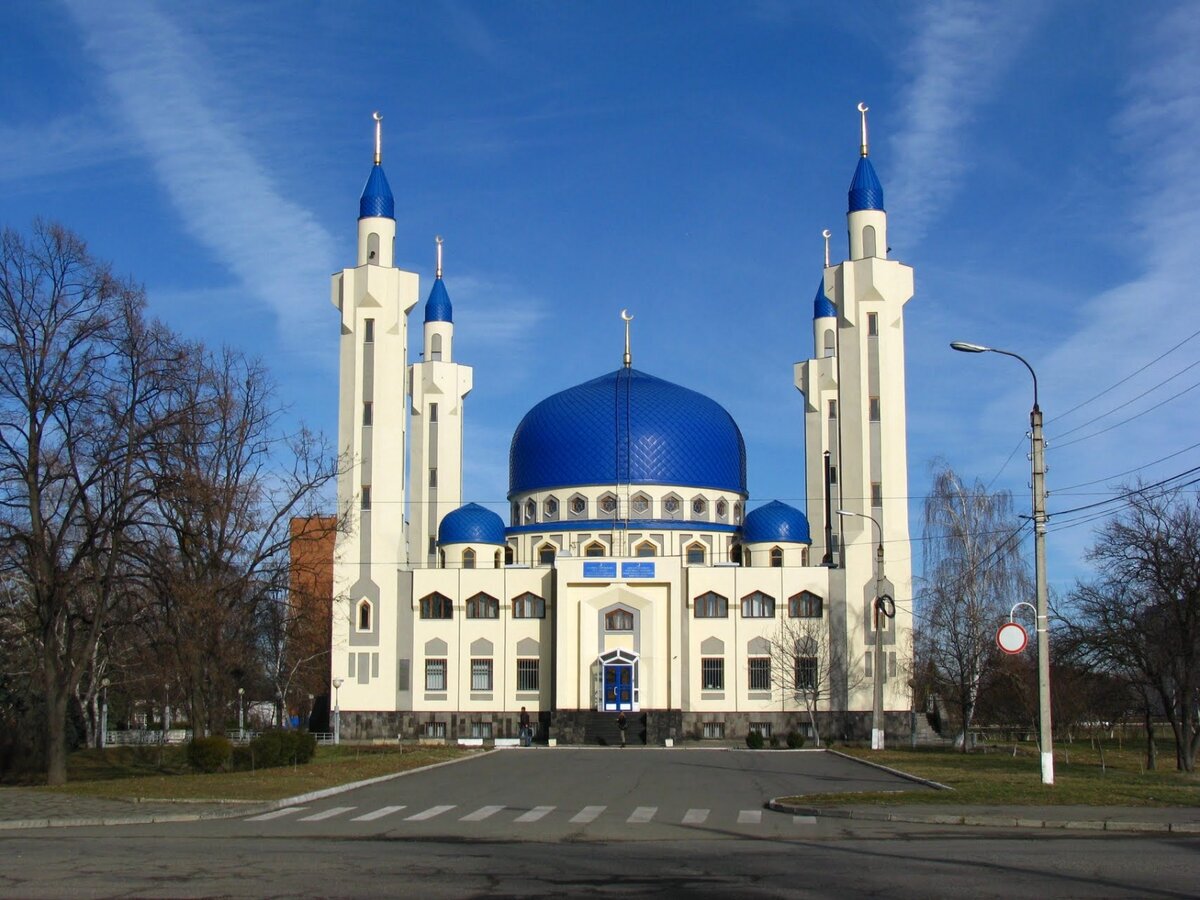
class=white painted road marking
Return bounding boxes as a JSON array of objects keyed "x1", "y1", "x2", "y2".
[
  {"x1": 351, "y1": 806, "x2": 407, "y2": 822},
  {"x1": 405, "y1": 805, "x2": 456, "y2": 821},
  {"x1": 461, "y1": 805, "x2": 505, "y2": 822},
  {"x1": 738, "y1": 810, "x2": 762, "y2": 824},
  {"x1": 627, "y1": 806, "x2": 657, "y2": 823},
  {"x1": 569, "y1": 806, "x2": 606, "y2": 824},
  {"x1": 299, "y1": 806, "x2": 355, "y2": 822},
  {"x1": 793, "y1": 815, "x2": 817, "y2": 825},
  {"x1": 245, "y1": 807, "x2": 307, "y2": 822},
  {"x1": 682, "y1": 808, "x2": 710, "y2": 824},
  {"x1": 514, "y1": 805, "x2": 554, "y2": 823}
]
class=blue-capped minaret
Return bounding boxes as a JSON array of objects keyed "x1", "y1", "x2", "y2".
[
  {"x1": 409, "y1": 236, "x2": 474, "y2": 568},
  {"x1": 331, "y1": 113, "x2": 420, "y2": 718},
  {"x1": 795, "y1": 103, "x2": 914, "y2": 746}
]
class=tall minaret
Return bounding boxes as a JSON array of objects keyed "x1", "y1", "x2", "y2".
[
  {"x1": 409, "y1": 236, "x2": 474, "y2": 567},
  {"x1": 330, "y1": 113, "x2": 419, "y2": 714},
  {"x1": 795, "y1": 102, "x2": 914, "y2": 717}
]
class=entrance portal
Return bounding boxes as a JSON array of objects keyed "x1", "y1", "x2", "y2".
[{"x1": 598, "y1": 648, "x2": 638, "y2": 711}]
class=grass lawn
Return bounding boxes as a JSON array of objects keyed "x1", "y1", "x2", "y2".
[
  {"x1": 14, "y1": 744, "x2": 476, "y2": 803},
  {"x1": 779, "y1": 743, "x2": 1200, "y2": 808}
]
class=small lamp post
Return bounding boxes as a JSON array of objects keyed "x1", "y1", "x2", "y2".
[
  {"x1": 332, "y1": 677, "x2": 344, "y2": 745},
  {"x1": 99, "y1": 678, "x2": 110, "y2": 750},
  {"x1": 238, "y1": 686, "x2": 245, "y2": 742},
  {"x1": 951, "y1": 340, "x2": 1054, "y2": 785},
  {"x1": 837, "y1": 509, "x2": 887, "y2": 750}
]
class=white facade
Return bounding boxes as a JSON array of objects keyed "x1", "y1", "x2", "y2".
[{"x1": 328, "y1": 110, "x2": 915, "y2": 744}]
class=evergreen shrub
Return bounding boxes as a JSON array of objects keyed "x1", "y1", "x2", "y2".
[
  {"x1": 746, "y1": 730, "x2": 764, "y2": 749},
  {"x1": 187, "y1": 736, "x2": 232, "y2": 773}
]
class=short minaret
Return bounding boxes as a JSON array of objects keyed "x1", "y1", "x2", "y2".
[
  {"x1": 409, "y1": 236, "x2": 474, "y2": 567},
  {"x1": 330, "y1": 113, "x2": 419, "y2": 718},
  {"x1": 796, "y1": 102, "x2": 914, "y2": 718}
]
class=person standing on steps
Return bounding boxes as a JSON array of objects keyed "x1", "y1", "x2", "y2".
[
  {"x1": 617, "y1": 711, "x2": 627, "y2": 747},
  {"x1": 519, "y1": 707, "x2": 532, "y2": 746}
]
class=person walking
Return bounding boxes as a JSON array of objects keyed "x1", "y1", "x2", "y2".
[
  {"x1": 519, "y1": 707, "x2": 532, "y2": 747},
  {"x1": 617, "y1": 711, "x2": 627, "y2": 747}
]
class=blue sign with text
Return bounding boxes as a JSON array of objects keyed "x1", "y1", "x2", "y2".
[
  {"x1": 621, "y1": 562, "x2": 655, "y2": 578},
  {"x1": 583, "y1": 562, "x2": 617, "y2": 578}
]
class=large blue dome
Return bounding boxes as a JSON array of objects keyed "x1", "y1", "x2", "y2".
[
  {"x1": 438, "y1": 503, "x2": 506, "y2": 545},
  {"x1": 509, "y1": 368, "x2": 747, "y2": 497},
  {"x1": 741, "y1": 500, "x2": 812, "y2": 544}
]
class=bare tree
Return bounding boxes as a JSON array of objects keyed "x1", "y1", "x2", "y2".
[
  {"x1": 140, "y1": 346, "x2": 341, "y2": 735},
  {"x1": 1066, "y1": 485, "x2": 1200, "y2": 772},
  {"x1": 0, "y1": 223, "x2": 181, "y2": 784},
  {"x1": 916, "y1": 465, "x2": 1031, "y2": 751},
  {"x1": 765, "y1": 604, "x2": 858, "y2": 746}
]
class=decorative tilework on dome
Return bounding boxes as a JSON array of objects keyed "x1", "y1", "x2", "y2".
[
  {"x1": 848, "y1": 156, "x2": 884, "y2": 212},
  {"x1": 508, "y1": 368, "x2": 747, "y2": 496},
  {"x1": 814, "y1": 281, "x2": 837, "y2": 319},
  {"x1": 438, "y1": 502, "x2": 505, "y2": 545},
  {"x1": 424, "y1": 277, "x2": 452, "y2": 323},
  {"x1": 741, "y1": 500, "x2": 812, "y2": 544},
  {"x1": 359, "y1": 164, "x2": 395, "y2": 219}
]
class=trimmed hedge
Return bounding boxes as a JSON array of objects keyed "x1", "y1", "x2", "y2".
[
  {"x1": 241, "y1": 730, "x2": 317, "y2": 770},
  {"x1": 187, "y1": 736, "x2": 232, "y2": 773},
  {"x1": 745, "y1": 730, "x2": 764, "y2": 750},
  {"x1": 786, "y1": 730, "x2": 806, "y2": 749}
]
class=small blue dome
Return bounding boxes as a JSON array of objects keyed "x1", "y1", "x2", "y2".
[
  {"x1": 509, "y1": 368, "x2": 747, "y2": 497},
  {"x1": 424, "y1": 277, "x2": 453, "y2": 323},
  {"x1": 359, "y1": 164, "x2": 395, "y2": 219},
  {"x1": 438, "y1": 503, "x2": 506, "y2": 545},
  {"x1": 814, "y1": 282, "x2": 837, "y2": 319},
  {"x1": 848, "y1": 156, "x2": 884, "y2": 212},
  {"x1": 741, "y1": 500, "x2": 812, "y2": 544}
]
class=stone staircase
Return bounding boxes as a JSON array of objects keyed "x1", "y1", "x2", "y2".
[{"x1": 581, "y1": 710, "x2": 644, "y2": 746}]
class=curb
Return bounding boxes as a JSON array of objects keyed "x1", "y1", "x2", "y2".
[
  {"x1": 825, "y1": 748, "x2": 952, "y2": 791},
  {"x1": 765, "y1": 799, "x2": 1200, "y2": 835},
  {"x1": 0, "y1": 749, "x2": 487, "y2": 831}
]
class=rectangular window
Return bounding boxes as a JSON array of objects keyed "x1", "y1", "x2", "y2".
[
  {"x1": 869, "y1": 396, "x2": 881, "y2": 421},
  {"x1": 517, "y1": 659, "x2": 539, "y2": 692},
  {"x1": 363, "y1": 318, "x2": 375, "y2": 343},
  {"x1": 428, "y1": 536, "x2": 436, "y2": 556},
  {"x1": 871, "y1": 482, "x2": 883, "y2": 506},
  {"x1": 425, "y1": 659, "x2": 447, "y2": 691},
  {"x1": 470, "y1": 721, "x2": 493, "y2": 739},
  {"x1": 701, "y1": 657, "x2": 724, "y2": 691},
  {"x1": 828, "y1": 399, "x2": 837, "y2": 419},
  {"x1": 867, "y1": 312, "x2": 878, "y2": 336},
  {"x1": 702, "y1": 721, "x2": 725, "y2": 739},
  {"x1": 429, "y1": 402, "x2": 438, "y2": 423},
  {"x1": 471, "y1": 659, "x2": 493, "y2": 691},
  {"x1": 362, "y1": 401, "x2": 373, "y2": 426},
  {"x1": 360, "y1": 485, "x2": 371, "y2": 510},
  {"x1": 421, "y1": 721, "x2": 447, "y2": 738},
  {"x1": 748, "y1": 657, "x2": 771, "y2": 691},
  {"x1": 749, "y1": 721, "x2": 772, "y2": 739},
  {"x1": 794, "y1": 656, "x2": 818, "y2": 691},
  {"x1": 829, "y1": 466, "x2": 837, "y2": 484},
  {"x1": 864, "y1": 651, "x2": 873, "y2": 678},
  {"x1": 429, "y1": 468, "x2": 438, "y2": 488}
]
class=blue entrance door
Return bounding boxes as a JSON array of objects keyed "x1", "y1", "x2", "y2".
[{"x1": 604, "y1": 664, "x2": 633, "y2": 710}]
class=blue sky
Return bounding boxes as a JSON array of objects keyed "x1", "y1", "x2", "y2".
[{"x1": 5, "y1": 1, "x2": 1200, "y2": 599}]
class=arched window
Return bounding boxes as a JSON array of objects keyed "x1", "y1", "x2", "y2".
[
  {"x1": 466, "y1": 593, "x2": 500, "y2": 619},
  {"x1": 686, "y1": 542, "x2": 706, "y2": 565},
  {"x1": 693, "y1": 591, "x2": 728, "y2": 618},
  {"x1": 585, "y1": 542, "x2": 606, "y2": 557},
  {"x1": 823, "y1": 328, "x2": 835, "y2": 358},
  {"x1": 635, "y1": 541, "x2": 656, "y2": 557},
  {"x1": 495, "y1": 550, "x2": 503, "y2": 569},
  {"x1": 512, "y1": 592, "x2": 546, "y2": 619},
  {"x1": 605, "y1": 608, "x2": 634, "y2": 631},
  {"x1": 538, "y1": 543, "x2": 556, "y2": 565},
  {"x1": 789, "y1": 591, "x2": 823, "y2": 618},
  {"x1": 430, "y1": 332, "x2": 443, "y2": 361},
  {"x1": 462, "y1": 548, "x2": 476, "y2": 569},
  {"x1": 367, "y1": 232, "x2": 379, "y2": 262},
  {"x1": 525, "y1": 499, "x2": 537, "y2": 522},
  {"x1": 419, "y1": 593, "x2": 453, "y2": 619},
  {"x1": 357, "y1": 599, "x2": 372, "y2": 631},
  {"x1": 863, "y1": 224, "x2": 877, "y2": 258},
  {"x1": 741, "y1": 591, "x2": 775, "y2": 618},
  {"x1": 770, "y1": 546, "x2": 783, "y2": 568},
  {"x1": 504, "y1": 545, "x2": 515, "y2": 565},
  {"x1": 731, "y1": 544, "x2": 743, "y2": 565}
]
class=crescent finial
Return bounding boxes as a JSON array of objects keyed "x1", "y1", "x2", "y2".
[
  {"x1": 621, "y1": 308, "x2": 633, "y2": 322},
  {"x1": 857, "y1": 102, "x2": 869, "y2": 157},
  {"x1": 372, "y1": 111, "x2": 383, "y2": 165},
  {"x1": 435, "y1": 235, "x2": 444, "y2": 279},
  {"x1": 621, "y1": 309, "x2": 633, "y2": 367},
  {"x1": 822, "y1": 228, "x2": 832, "y2": 268}
]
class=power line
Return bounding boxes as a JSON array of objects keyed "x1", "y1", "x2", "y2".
[
  {"x1": 1050, "y1": 378, "x2": 1200, "y2": 450},
  {"x1": 1053, "y1": 439, "x2": 1200, "y2": 492},
  {"x1": 1049, "y1": 356, "x2": 1200, "y2": 441}
]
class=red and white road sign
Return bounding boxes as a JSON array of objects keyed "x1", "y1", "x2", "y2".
[{"x1": 996, "y1": 621, "x2": 1028, "y2": 654}]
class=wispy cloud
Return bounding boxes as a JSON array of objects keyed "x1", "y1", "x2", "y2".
[
  {"x1": 61, "y1": 0, "x2": 335, "y2": 353},
  {"x1": 0, "y1": 112, "x2": 131, "y2": 185},
  {"x1": 889, "y1": 0, "x2": 1042, "y2": 246}
]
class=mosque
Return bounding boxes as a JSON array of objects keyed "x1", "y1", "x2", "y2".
[{"x1": 328, "y1": 106, "x2": 914, "y2": 745}]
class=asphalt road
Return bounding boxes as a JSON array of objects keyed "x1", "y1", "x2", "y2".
[{"x1": 0, "y1": 749, "x2": 1196, "y2": 898}]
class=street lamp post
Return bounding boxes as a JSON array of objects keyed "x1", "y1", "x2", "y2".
[
  {"x1": 99, "y1": 678, "x2": 110, "y2": 750},
  {"x1": 238, "y1": 687, "x2": 245, "y2": 742},
  {"x1": 332, "y1": 677, "x2": 344, "y2": 745},
  {"x1": 837, "y1": 509, "x2": 887, "y2": 750},
  {"x1": 951, "y1": 341, "x2": 1054, "y2": 785}
]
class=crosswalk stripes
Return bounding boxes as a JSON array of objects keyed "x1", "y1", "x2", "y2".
[
  {"x1": 246, "y1": 807, "x2": 307, "y2": 821},
  {"x1": 460, "y1": 805, "x2": 504, "y2": 822},
  {"x1": 351, "y1": 805, "x2": 406, "y2": 822},
  {"x1": 513, "y1": 805, "x2": 554, "y2": 823},
  {"x1": 569, "y1": 805, "x2": 606, "y2": 824},
  {"x1": 242, "y1": 803, "x2": 820, "y2": 828},
  {"x1": 404, "y1": 804, "x2": 456, "y2": 821},
  {"x1": 299, "y1": 806, "x2": 356, "y2": 822}
]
